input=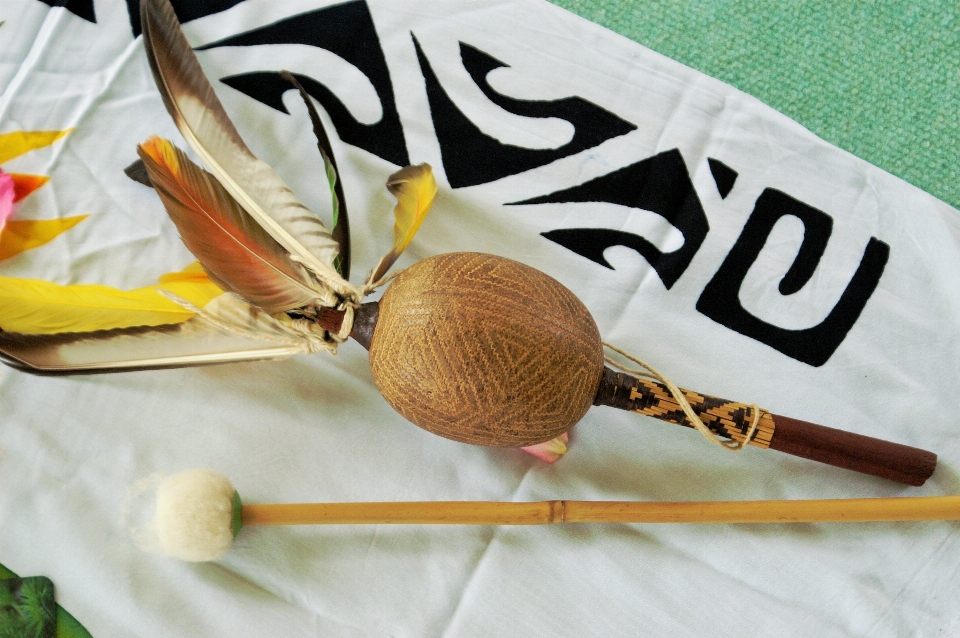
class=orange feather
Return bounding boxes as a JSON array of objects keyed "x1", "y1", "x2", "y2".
[{"x1": 138, "y1": 136, "x2": 322, "y2": 313}]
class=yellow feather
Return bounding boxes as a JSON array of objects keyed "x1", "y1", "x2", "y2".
[
  {"x1": 389, "y1": 163, "x2": 437, "y2": 255},
  {"x1": 0, "y1": 265, "x2": 224, "y2": 335},
  {"x1": 0, "y1": 129, "x2": 72, "y2": 164},
  {"x1": 368, "y1": 164, "x2": 437, "y2": 283},
  {"x1": 152, "y1": 267, "x2": 224, "y2": 309},
  {"x1": 0, "y1": 216, "x2": 87, "y2": 261},
  {"x1": 157, "y1": 260, "x2": 209, "y2": 283}
]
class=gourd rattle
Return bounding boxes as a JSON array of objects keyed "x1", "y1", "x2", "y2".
[
  {"x1": 322, "y1": 252, "x2": 935, "y2": 486},
  {"x1": 0, "y1": 0, "x2": 936, "y2": 487}
]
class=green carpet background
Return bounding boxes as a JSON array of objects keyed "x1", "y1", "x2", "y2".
[{"x1": 550, "y1": 1, "x2": 959, "y2": 210}]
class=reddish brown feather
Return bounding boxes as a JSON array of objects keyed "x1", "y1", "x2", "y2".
[{"x1": 138, "y1": 137, "x2": 320, "y2": 313}]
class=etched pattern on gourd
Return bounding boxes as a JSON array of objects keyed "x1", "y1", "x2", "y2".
[{"x1": 370, "y1": 252, "x2": 605, "y2": 446}]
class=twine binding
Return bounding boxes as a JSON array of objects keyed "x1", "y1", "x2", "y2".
[
  {"x1": 159, "y1": 266, "x2": 406, "y2": 357},
  {"x1": 325, "y1": 268, "x2": 407, "y2": 347},
  {"x1": 603, "y1": 342, "x2": 761, "y2": 451}
]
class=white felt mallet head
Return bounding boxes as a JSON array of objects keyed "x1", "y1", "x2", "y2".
[{"x1": 152, "y1": 469, "x2": 242, "y2": 562}]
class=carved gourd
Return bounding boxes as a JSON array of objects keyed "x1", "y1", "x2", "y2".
[{"x1": 369, "y1": 252, "x2": 605, "y2": 446}]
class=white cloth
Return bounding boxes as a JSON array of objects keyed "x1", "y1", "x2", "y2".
[{"x1": 1, "y1": 0, "x2": 959, "y2": 636}]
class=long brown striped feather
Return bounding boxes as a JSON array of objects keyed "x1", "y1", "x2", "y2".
[
  {"x1": 139, "y1": 0, "x2": 352, "y2": 302},
  {"x1": 0, "y1": 318, "x2": 301, "y2": 375}
]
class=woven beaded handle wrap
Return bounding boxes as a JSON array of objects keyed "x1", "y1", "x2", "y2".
[
  {"x1": 593, "y1": 367, "x2": 936, "y2": 486},
  {"x1": 594, "y1": 368, "x2": 776, "y2": 449}
]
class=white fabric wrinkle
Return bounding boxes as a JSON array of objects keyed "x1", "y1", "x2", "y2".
[
  {"x1": 360, "y1": 526, "x2": 380, "y2": 565},
  {"x1": 656, "y1": 79, "x2": 709, "y2": 156},
  {"x1": 229, "y1": 529, "x2": 394, "y2": 635},
  {"x1": 604, "y1": 260, "x2": 666, "y2": 338},
  {"x1": 860, "y1": 530, "x2": 959, "y2": 637},
  {"x1": 657, "y1": 529, "x2": 861, "y2": 638},
  {"x1": 210, "y1": 559, "x2": 320, "y2": 612},
  {"x1": 436, "y1": 465, "x2": 538, "y2": 638},
  {"x1": 60, "y1": 148, "x2": 136, "y2": 226},
  {"x1": 55, "y1": 38, "x2": 143, "y2": 136},
  {"x1": 0, "y1": 6, "x2": 67, "y2": 119},
  {"x1": 0, "y1": 11, "x2": 46, "y2": 98},
  {"x1": 220, "y1": 542, "x2": 377, "y2": 636}
]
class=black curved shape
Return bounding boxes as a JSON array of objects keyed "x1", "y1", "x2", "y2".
[
  {"x1": 541, "y1": 228, "x2": 670, "y2": 274},
  {"x1": 696, "y1": 188, "x2": 890, "y2": 367},
  {"x1": 510, "y1": 149, "x2": 708, "y2": 289},
  {"x1": 777, "y1": 198, "x2": 832, "y2": 296},
  {"x1": 198, "y1": 1, "x2": 409, "y2": 166},
  {"x1": 707, "y1": 158, "x2": 737, "y2": 199},
  {"x1": 42, "y1": 0, "x2": 96, "y2": 22},
  {"x1": 126, "y1": 0, "x2": 243, "y2": 36},
  {"x1": 413, "y1": 36, "x2": 636, "y2": 188}
]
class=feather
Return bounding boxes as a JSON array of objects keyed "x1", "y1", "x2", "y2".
[
  {"x1": 157, "y1": 260, "x2": 210, "y2": 283},
  {"x1": 0, "y1": 265, "x2": 223, "y2": 335},
  {"x1": 0, "y1": 216, "x2": 87, "y2": 261},
  {"x1": 0, "y1": 171, "x2": 13, "y2": 232},
  {"x1": 520, "y1": 432, "x2": 569, "y2": 463},
  {"x1": 0, "y1": 293, "x2": 314, "y2": 374},
  {"x1": 368, "y1": 164, "x2": 438, "y2": 283},
  {"x1": 0, "y1": 129, "x2": 71, "y2": 164},
  {"x1": 139, "y1": 0, "x2": 354, "y2": 301},
  {"x1": 0, "y1": 316, "x2": 299, "y2": 375},
  {"x1": 280, "y1": 71, "x2": 350, "y2": 279},
  {"x1": 138, "y1": 136, "x2": 322, "y2": 313}
]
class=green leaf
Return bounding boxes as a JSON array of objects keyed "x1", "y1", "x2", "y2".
[{"x1": 0, "y1": 565, "x2": 94, "y2": 638}]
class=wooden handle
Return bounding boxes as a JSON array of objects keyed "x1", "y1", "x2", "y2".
[
  {"x1": 593, "y1": 367, "x2": 937, "y2": 486},
  {"x1": 241, "y1": 496, "x2": 960, "y2": 526},
  {"x1": 766, "y1": 414, "x2": 936, "y2": 486},
  {"x1": 242, "y1": 501, "x2": 561, "y2": 526}
]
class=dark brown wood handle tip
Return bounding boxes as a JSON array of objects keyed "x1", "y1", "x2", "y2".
[
  {"x1": 767, "y1": 414, "x2": 937, "y2": 486},
  {"x1": 312, "y1": 301, "x2": 379, "y2": 350}
]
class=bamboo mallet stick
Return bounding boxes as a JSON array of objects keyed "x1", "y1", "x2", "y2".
[
  {"x1": 241, "y1": 496, "x2": 960, "y2": 527},
  {"x1": 148, "y1": 470, "x2": 960, "y2": 562}
]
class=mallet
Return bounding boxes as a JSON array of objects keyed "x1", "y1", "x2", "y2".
[{"x1": 147, "y1": 469, "x2": 960, "y2": 562}]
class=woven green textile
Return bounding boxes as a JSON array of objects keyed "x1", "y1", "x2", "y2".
[{"x1": 551, "y1": 1, "x2": 959, "y2": 210}]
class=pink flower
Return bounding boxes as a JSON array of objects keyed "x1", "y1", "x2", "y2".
[
  {"x1": 0, "y1": 170, "x2": 14, "y2": 233},
  {"x1": 521, "y1": 432, "x2": 569, "y2": 463}
]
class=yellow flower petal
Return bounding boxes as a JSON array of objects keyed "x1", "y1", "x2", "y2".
[
  {"x1": 0, "y1": 129, "x2": 72, "y2": 164},
  {"x1": 0, "y1": 215, "x2": 87, "y2": 261}
]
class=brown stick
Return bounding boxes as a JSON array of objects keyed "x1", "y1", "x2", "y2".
[
  {"x1": 311, "y1": 302, "x2": 378, "y2": 350},
  {"x1": 594, "y1": 367, "x2": 937, "y2": 486},
  {"x1": 767, "y1": 414, "x2": 936, "y2": 486},
  {"x1": 241, "y1": 496, "x2": 960, "y2": 526}
]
